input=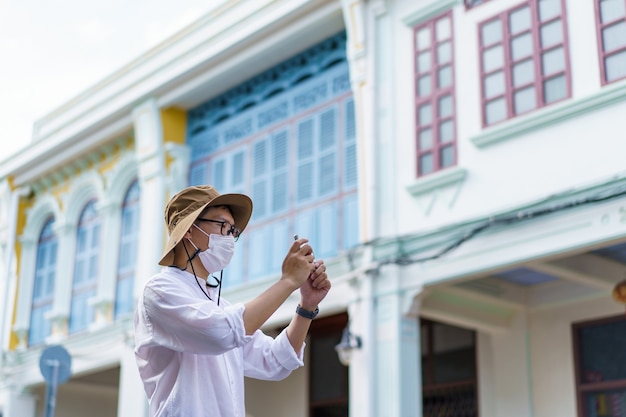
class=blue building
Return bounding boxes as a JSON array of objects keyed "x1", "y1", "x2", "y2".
[{"x1": 2, "y1": 1, "x2": 626, "y2": 416}]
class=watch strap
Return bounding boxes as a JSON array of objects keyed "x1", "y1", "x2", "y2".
[{"x1": 296, "y1": 304, "x2": 319, "y2": 319}]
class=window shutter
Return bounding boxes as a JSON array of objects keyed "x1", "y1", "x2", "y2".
[
  {"x1": 317, "y1": 202, "x2": 338, "y2": 259},
  {"x1": 190, "y1": 164, "x2": 206, "y2": 186},
  {"x1": 249, "y1": 225, "x2": 270, "y2": 279},
  {"x1": 319, "y1": 108, "x2": 336, "y2": 150},
  {"x1": 297, "y1": 120, "x2": 315, "y2": 202},
  {"x1": 294, "y1": 209, "x2": 317, "y2": 248},
  {"x1": 343, "y1": 194, "x2": 360, "y2": 249},
  {"x1": 213, "y1": 159, "x2": 226, "y2": 191},
  {"x1": 272, "y1": 131, "x2": 289, "y2": 212},
  {"x1": 319, "y1": 154, "x2": 336, "y2": 196},
  {"x1": 344, "y1": 100, "x2": 357, "y2": 188},
  {"x1": 318, "y1": 108, "x2": 337, "y2": 197},
  {"x1": 270, "y1": 220, "x2": 289, "y2": 272},
  {"x1": 253, "y1": 139, "x2": 268, "y2": 218},
  {"x1": 224, "y1": 239, "x2": 244, "y2": 287},
  {"x1": 232, "y1": 150, "x2": 245, "y2": 187}
]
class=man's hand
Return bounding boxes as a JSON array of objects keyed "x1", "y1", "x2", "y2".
[
  {"x1": 299, "y1": 259, "x2": 331, "y2": 310},
  {"x1": 281, "y1": 237, "x2": 315, "y2": 290}
]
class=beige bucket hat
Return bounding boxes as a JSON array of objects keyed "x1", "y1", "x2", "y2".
[{"x1": 158, "y1": 185, "x2": 253, "y2": 266}]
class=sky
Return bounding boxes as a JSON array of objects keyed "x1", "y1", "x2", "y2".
[{"x1": 0, "y1": 0, "x2": 215, "y2": 162}]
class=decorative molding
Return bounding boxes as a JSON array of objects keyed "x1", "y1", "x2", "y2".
[
  {"x1": 406, "y1": 166, "x2": 468, "y2": 198},
  {"x1": 186, "y1": 33, "x2": 349, "y2": 159},
  {"x1": 471, "y1": 81, "x2": 626, "y2": 148},
  {"x1": 402, "y1": 0, "x2": 461, "y2": 27}
]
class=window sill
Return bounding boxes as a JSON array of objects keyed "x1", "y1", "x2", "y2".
[
  {"x1": 402, "y1": 0, "x2": 461, "y2": 26},
  {"x1": 406, "y1": 166, "x2": 468, "y2": 198},
  {"x1": 470, "y1": 81, "x2": 626, "y2": 148}
]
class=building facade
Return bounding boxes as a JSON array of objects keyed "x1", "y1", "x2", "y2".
[{"x1": 1, "y1": 0, "x2": 626, "y2": 416}]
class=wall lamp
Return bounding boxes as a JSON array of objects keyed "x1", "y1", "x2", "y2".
[{"x1": 335, "y1": 326, "x2": 362, "y2": 366}]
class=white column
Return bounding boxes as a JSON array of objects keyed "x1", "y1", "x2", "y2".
[
  {"x1": 117, "y1": 344, "x2": 148, "y2": 417},
  {"x1": 341, "y1": 0, "x2": 381, "y2": 242},
  {"x1": 477, "y1": 332, "x2": 496, "y2": 417},
  {"x1": 373, "y1": 264, "x2": 422, "y2": 417},
  {"x1": 347, "y1": 266, "x2": 375, "y2": 417},
  {"x1": 132, "y1": 99, "x2": 166, "y2": 293},
  {"x1": 0, "y1": 184, "x2": 30, "y2": 352},
  {"x1": 0, "y1": 385, "x2": 36, "y2": 417},
  {"x1": 12, "y1": 237, "x2": 37, "y2": 350},
  {"x1": 490, "y1": 312, "x2": 533, "y2": 417}
]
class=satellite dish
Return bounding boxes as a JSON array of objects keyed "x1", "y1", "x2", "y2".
[{"x1": 39, "y1": 345, "x2": 72, "y2": 384}]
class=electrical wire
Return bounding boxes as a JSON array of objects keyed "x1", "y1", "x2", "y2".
[{"x1": 377, "y1": 183, "x2": 626, "y2": 268}]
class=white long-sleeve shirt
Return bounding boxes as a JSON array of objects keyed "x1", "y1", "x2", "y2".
[{"x1": 134, "y1": 267, "x2": 305, "y2": 417}]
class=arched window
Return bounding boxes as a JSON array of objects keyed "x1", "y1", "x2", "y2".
[
  {"x1": 115, "y1": 180, "x2": 140, "y2": 318},
  {"x1": 29, "y1": 217, "x2": 57, "y2": 346},
  {"x1": 69, "y1": 200, "x2": 100, "y2": 334}
]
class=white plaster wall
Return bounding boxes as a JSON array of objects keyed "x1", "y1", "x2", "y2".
[
  {"x1": 529, "y1": 297, "x2": 624, "y2": 417},
  {"x1": 381, "y1": 0, "x2": 626, "y2": 238},
  {"x1": 477, "y1": 312, "x2": 533, "y2": 417}
]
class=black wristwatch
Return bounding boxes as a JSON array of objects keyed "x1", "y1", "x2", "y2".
[{"x1": 296, "y1": 304, "x2": 319, "y2": 319}]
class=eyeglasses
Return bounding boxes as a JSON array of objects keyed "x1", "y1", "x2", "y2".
[{"x1": 196, "y1": 218, "x2": 241, "y2": 239}]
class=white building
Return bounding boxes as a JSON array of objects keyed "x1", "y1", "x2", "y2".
[{"x1": 1, "y1": 0, "x2": 626, "y2": 416}]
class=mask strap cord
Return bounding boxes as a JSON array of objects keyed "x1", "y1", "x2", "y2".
[
  {"x1": 183, "y1": 240, "x2": 212, "y2": 301},
  {"x1": 217, "y1": 270, "x2": 223, "y2": 306},
  {"x1": 206, "y1": 272, "x2": 223, "y2": 305}
]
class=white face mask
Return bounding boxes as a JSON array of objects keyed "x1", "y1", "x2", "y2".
[{"x1": 188, "y1": 224, "x2": 235, "y2": 272}]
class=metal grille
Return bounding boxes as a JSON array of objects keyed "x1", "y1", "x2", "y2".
[{"x1": 423, "y1": 383, "x2": 477, "y2": 417}]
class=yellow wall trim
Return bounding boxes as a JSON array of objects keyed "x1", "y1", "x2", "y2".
[{"x1": 161, "y1": 107, "x2": 187, "y2": 145}]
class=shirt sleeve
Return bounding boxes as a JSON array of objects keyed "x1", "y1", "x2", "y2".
[
  {"x1": 242, "y1": 327, "x2": 305, "y2": 380},
  {"x1": 142, "y1": 275, "x2": 253, "y2": 355}
]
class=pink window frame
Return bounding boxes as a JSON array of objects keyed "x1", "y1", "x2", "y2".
[
  {"x1": 465, "y1": 0, "x2": 491, "y2": 10},
  {"x1": 478, "y1": 0, "x2": 572, "y2": 127},
  {"x1": 594, "y1": 0, "x2": 626, "y2": 85},
  {"x1": 413, "y1": 11, "x2": 457, "y2": 177}
]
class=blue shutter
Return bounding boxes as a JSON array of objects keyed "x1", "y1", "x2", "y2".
[
  {"x1": 254, "y1": 140, "x2": 267, "y2": 175},
  {"x1": 213, "y1": 159, "x2": 226, "y2": 190},
  {"x1": 253, "y1": 140, "x2": 268, "y2": 219},
  {"x1": 224, "y1": 237, "x2": 245, "y2": 287},
  {"x1": 319, "y1": 108, "x2": 336, "y2": 150},
  {"x1": 272, "y1": 130, "x2": 289, "y2": 213},
  {"x1": 297, "y1": 119, "x2": 315, "y2": 203},
  {"x1": 319, "y1": 154, "x2": 336, "y2": 196},
  {"x1": 317, "y1": 202, "x2": 338, "y2": 259},
  {"x1": 294, "y1": 209, "x2": 317, "y2": 248},
  {"x1": 231, "y1": 150, "x2": 245, "y2": 188},
  {"x1": 318, "y1": 108, "x2": 337, "y2": 197},
  {"x1": 345, "y1": 99, "x2": 356, "y2": 140},
  {"x1": 298, "y1": 120, "x2": 314, "y2": 156},
  {"x1": 343, "y1": 193, "x2": 360, "y2": 249},
  {"x1": 249, "y1": 225, "x2": 270, "y2": 280},
  {"x1": 190, "y1": 164, "x2": 206, "y2": 186},
  {"x1": 115, "y1": 278, "x2": 133, "y2": 317},
  {"x1": 344, "y1": 99, "x2": 357, "y2": 189},
  {"x1": 184, "y1": 35, "x2": 354, "y2": 288},
  {"x1": 270, "y1": 219, "x2": 289, "y2": 273}
]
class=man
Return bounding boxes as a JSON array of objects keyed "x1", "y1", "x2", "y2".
[{"x1": 134, "y1": 185, "x2": 331, "y2": 417}]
